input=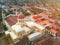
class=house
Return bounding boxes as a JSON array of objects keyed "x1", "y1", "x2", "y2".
[
  {"x1": 33, "y1": 36, "x2": 55, "y2": 45},
  {"x1": 4, "y1": 14, "x2": 25, "y2": 30},
  {"x1": 32, "y1": 13, "x2": 55, "y2": 23},
  {"x1": 25, "y1": 21, "x2": 45, "y2": 34},
  {"x1": 31, "y1": 13, "x2": 60, "y2": 38},
  {"x1": 32, "y1": 15, "x2": 42, "y2": 21}
]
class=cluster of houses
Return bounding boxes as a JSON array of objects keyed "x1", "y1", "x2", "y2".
[
  {"x1": 4, "y1": 13, "x2": 45, "y2": 43},
  {"x1": 4, "y1": 12, "x2": 60, "y2": 44}
]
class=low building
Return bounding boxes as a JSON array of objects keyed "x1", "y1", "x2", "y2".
[
  {"x1": 10, "y1": 32, "x2": 19, "y2": 42},
  {"x1": 5, "y1": 30, "x2": 19, "y2": 42},
  {"x1": 4, "y1": 14, "x2": 25, "y2": 31},
  {"x1": 23, "y1": 26, "x2": 31, "y2": 35},
  {"x1": 27, "y1": 32, "x2": 42, "y2": 41},
  {"x1": 25, "y1": 21, "x2": 45, "y2": 34},
  {"x1": 33, "y1": 36, "x2": 54, "y2": 45},
  {"x1": 5, "y1": 30, "x2": 10, "y2": 37},
  {"x1": 11, "y1": 24, "x2": 26, "y2": 38}
]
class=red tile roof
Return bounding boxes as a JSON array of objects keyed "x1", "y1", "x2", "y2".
[
  {"x1": 50, "y1": 24, "x2": 57, "y2": 30},
  {"x1": 5, "y1": 16, "x2": 18, "y2": 26},
  {"x1": 33, "y1": 36, "x2": 54, "y2": 45},
  {"x1": 32, "y1": 13, "x2": 55, "y2": 23},
  {"x1": 32, "y1": 13, "x2": 60, "y2": 35},
  {"x1": 57, "y1": 26, "x2": 60, "y2": 30},
  {"x1": 4, "y1": 14, "x2": 25, "y2": 26},
  {"x1": 50, "y1": 29, "x2": 57, "y2": 34},
  {"x1": 18, "y1": 14, "x2": 25, "y2": 19},
  {"x1": 32, "y1": 15, "x2": 42, "y2": 20}
]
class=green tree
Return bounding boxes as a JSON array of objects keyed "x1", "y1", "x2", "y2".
[
  {"x1": 22, "y1": 10, "x2": 30, "y2": 16},
  {"x1": 14, "y1": 0, "x2": 17, "y2": 4},
  {"x1": 0, "y1": 13, "x2": 2, "y2": 22},
  {"x1": 5, "y1": 10, "x2": 14, "y2": 16}
]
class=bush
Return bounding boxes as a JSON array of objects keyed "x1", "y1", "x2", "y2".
[
  {"x1": 3, "y1": 24, "x2": 7, "y2": 30},
  {"x1": 22, "y1": 10, "x2": 30, "y2": 16},
  {"x1": 0, "y1": 33, "x2": 3, "y2": 37},
  {"x1": 0, "y1": 13, "x2": 2, "y2": 22},
  {"x1": 5, "y1": 10, "x2": 14, "y2": 16}
]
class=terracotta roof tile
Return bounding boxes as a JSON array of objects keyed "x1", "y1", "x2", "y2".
[
  {"x1": 50, "y1": 29, "x2": 57, "y2": 34},
  {"x1": 33, "y1": 37, "x2": 54, "y2": 45},
  {"x1": 5, "y1": 16, "x2": 17, "y2": 26},
  {"x1": 4, "y1": 14, "x2": 24, "y2": 26}
]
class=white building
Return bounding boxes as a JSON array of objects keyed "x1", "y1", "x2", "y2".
[
  {"x1": 11, "y1": 24, "x2": 26, "y2": 38},
  {"x1": 10, "y1": 32, "x2": 19, "y2": 41},
  {"x1": 5, "y1": 30, "x2": 19, "y2": 41},
  {"x1": 27, "y1": 32, "x2": 42, "y2": 41},
  {"x1": 25, "y1": 21, "x2": 45, "y2": 32},
  {"x1": 23, "y1": 26, "x2": 31, "y2": 34},
  {"x1": 25, "y1": 21, "x2": 36, "y2": 27}
]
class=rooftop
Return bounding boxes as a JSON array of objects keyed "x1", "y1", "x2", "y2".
[{"x1": 4, "y1": 14, "x2": 24, "y2": 26}]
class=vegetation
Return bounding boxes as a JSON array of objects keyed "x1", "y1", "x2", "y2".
[
  {"x1": 5, "y1": 10, "x2": 14, "y2": 16},
  {"x1": 22, "y1": 10, "x2": 30, "y2": 16},
  {"x1": 0, "y1": 33, "x2": 3, "y2": 37},
  {"x1": 0, "y1": 32, "x2": 5, "y2": 37},
  {"x1": 2, "y1": 24, "x2": 7, "y2": 31},
  {"x1": 0, "y1": 13, "x2": 2, "y2": 22},
  {"x1": 0, "y1": 10, "x2": 14, "y2": 22},
  {"x1": 14, "y1": 0, "x2": 17, "y2": 4}
]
